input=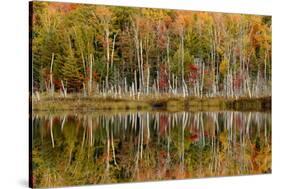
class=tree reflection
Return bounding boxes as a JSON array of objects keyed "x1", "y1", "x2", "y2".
[{"x1": 32, "y1": 111, "x2": 271, "y2": 187}]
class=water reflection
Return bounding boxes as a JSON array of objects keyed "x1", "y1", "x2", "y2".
[{"x1": 31, "y1": 111, "x2": 271, "y2": 187}]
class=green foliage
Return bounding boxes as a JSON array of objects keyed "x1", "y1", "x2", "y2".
[
  {"x1": 63, "y1": 48, "x2": 83, "y2": 92},
  {"x1": 31, "y1": 2, "x2": 271, "y2": 95}
]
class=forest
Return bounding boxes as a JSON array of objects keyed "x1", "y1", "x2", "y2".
[
  {"x1": 30, "y1": 2, "x2": 271, "y2": 109},
  {"x1": 30, "y1": 2, "x2": 272, "y2": 187}
]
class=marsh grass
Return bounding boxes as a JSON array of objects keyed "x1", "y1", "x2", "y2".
[{"x1": 31, "y1": 93, "x2": 271, "y2": 112}]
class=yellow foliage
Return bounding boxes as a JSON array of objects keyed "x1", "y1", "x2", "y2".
[
  {"x1": 216, "y1": 46, "x2": 224, "y2": 56},
  {"x1": 219, "y1": 58, "x2": 229, "y2": 75}
]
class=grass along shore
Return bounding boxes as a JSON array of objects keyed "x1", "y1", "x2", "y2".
[{"x1": 31, "y1": 93, "x2": 271, "y2": 112}]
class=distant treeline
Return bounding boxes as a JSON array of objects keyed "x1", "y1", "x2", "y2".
[{"x1": 31, "y1": 2, "x2": 271, "y2": 98}]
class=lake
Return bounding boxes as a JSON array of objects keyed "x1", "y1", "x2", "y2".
[{"x1": 31, "y1": 111, "x2": 271, "y2": 187}]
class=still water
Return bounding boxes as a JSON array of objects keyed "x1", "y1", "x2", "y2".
[{"x1": 31, "y1": 111, "x2": 271, "y2": 187}]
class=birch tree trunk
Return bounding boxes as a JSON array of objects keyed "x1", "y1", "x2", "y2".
[
  {"x1": 88, "y1": 54, "x2": 93, "y2": 95},
  {"x1": 110, "y1": 32, "x2": 118, "y2": 68},
  {"x1": 167, "y1": 35, "x2": 171, "y2": 85},
  {"x1": 201, "y1": 62, "x2": 205, "y2": 98},
  {"x1": 146, "y1": 66, "x2": 150, "y2": 94},
  {"x1": 105, "y1": 28, "x2": 110, "y2": 90},
  {"x1": 140, "y1": 40, "x2": 144, "y2": 92},
  {"x1": 181, "y1": 31, "x2": 185, "y2": 84},
  {"x1": 50, "y1": 53, "x2": 55, "y2": 97},
  {"x1": 61, "y1": 80, "x2": 67, "y2": 97}
]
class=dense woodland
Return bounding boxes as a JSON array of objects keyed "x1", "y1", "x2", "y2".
[{"x1": 31, "y1": 2, "x2": 272, "y2": 99}]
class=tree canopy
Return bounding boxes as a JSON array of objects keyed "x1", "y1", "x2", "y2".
[{"x1": 31, "y1": 2, "x2": 271, "y2": 98}]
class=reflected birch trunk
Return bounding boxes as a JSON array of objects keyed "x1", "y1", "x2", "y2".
[
  {"x1": 105, "y1": 119, "x2": 110, "y2": 174},
  {"x1": 50, "y1": 116, "x2": 54, "y2": 148},
  {"x1": 61, "y1": 114, "x2": 66, "y2": 131}
]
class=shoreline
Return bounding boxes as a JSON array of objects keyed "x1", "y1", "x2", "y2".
[{"x1": 31, "y1": 95, "x2": 271, "y2": 112}]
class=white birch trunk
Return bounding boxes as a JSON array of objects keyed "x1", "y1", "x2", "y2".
[{"x1": 50, "y1": 53, "x2": 55, "y2": 96}]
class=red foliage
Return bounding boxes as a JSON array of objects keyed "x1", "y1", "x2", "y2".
[
  {"x1": 233, "y1": 73, "x2": 243, "y2": 89},
  {"x1": 42, "y1": 68, "x2": 50, "y2": 81},
  {"x1": 188, "y1": 64, "x2": 199, "y2": 83},
  {"x1": 49, "y1": 3, "x2": 78, "y2": 14},
  {"x1": 159, "y1": 64, "x2": 168, "y2": 90},
  {"x1": 53, "y1": 79, "x2": 61, "y2": 88},
  {"x1": 53, "y1": 117, "x2": 60, "y2": 124},
  {"x1": 156, "y1": 24, "x2": 167, "y2": 49},
  {"x1": 189, "y1": 64, "x2": 198, "y2": 71},
  {"x1": 93, "y1": 71, "x2": 99, "y2": 81},
  {"x1": 159, "y1": 115, "x2": 168, "y2": 136},
  {"x1": 234, "y1": 116, "x2": 243, "y2": 129},
  {"x1": 189, "y1": 134, "x2": 199, "y2": 142},
  {"x1": 188, "y1": 72, "x2": 198, "y2": 84}
]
